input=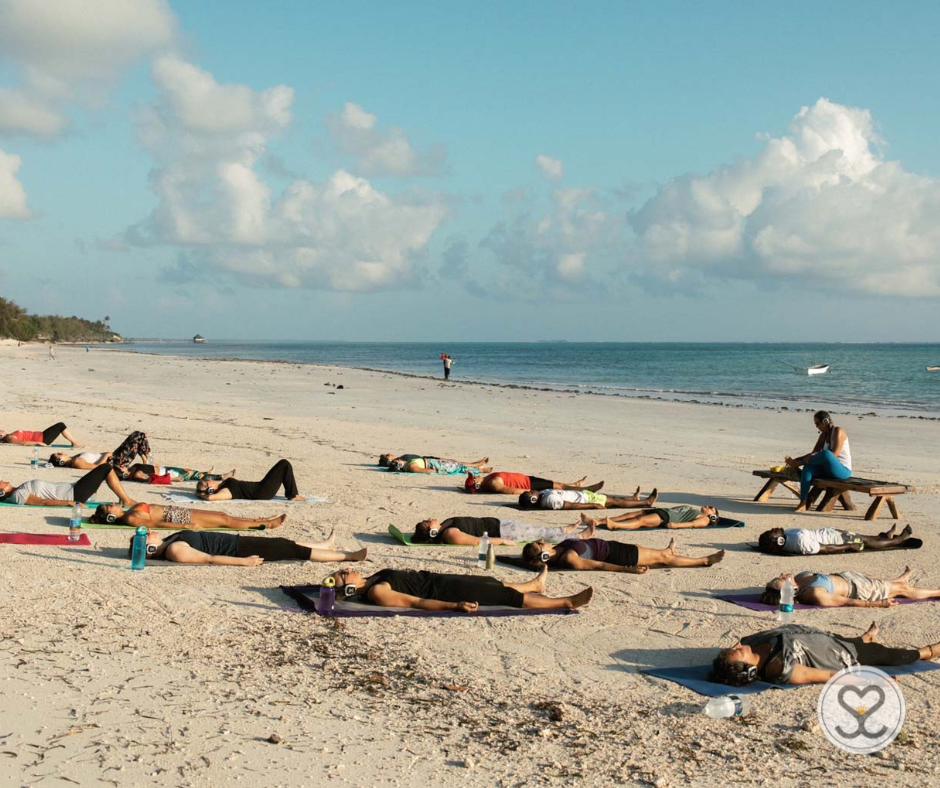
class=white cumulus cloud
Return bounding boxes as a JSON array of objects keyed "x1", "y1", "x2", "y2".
[
  {"x1": 0, "y1": 149, "x2": 30, "y2": 218},
  {"x1": 126, "y1": 60, "x2": 447, "y2": 291},
  {"x1": 536, "y1": 155, "x2": 563, "y2": 180},
  {"x1": 631, "y1": 98, "x2": 940, "y2": 296},
  {"x1": 327, "y1": 101, "x2": 445, "y2": 177}
]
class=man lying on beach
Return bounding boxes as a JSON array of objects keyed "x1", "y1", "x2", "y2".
[
  {"x1": 521, "y1": 536, "x2": 724, "y2": 572},
  {"x1": 757, "y1": 525, "x2": 921, "y2": 555},
  {"x1": 0, "y1": 463, "x2": 135, "y2": 507},
  {"x1": 464, "y1": 471, "x2": 603, "y2": 495},
  {"x1": 136, "y1": 527, "x2": 365, "y2": 566},
  {"x1": 759, "y1": 567, "x2": 940, "y2": 608},
  {"x1": 381, "y1": 453, "x2": 491, "y2": 475},
  {"x1": 710, "y1": 622, "x2": 940, "y2": 686},
  {"x1": 579, "y1": 504, "x2": 720, "y2": 530},
  {"x1": 91, "y1": 502, "x2": 287, "y2": 531},
  {"x1": 517, "y1": 487, "x2": 658, "y2": 511},
  {"x1": 323, "y1": 566, "x2": 593, "y2": 612},
  {"x1": 412, "y1": 515, "x2": 594, "y2": 546},
  {"x1": 1, "y1": 422, "x2": 82, "y2": 447},
  {"x1": 196, "y1": 459, "x2": 306, "y2": 501}
]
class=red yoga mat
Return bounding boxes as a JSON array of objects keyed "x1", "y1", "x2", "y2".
[{"x1": 0, "y1": 533, "x2": 91, "y2": 546}]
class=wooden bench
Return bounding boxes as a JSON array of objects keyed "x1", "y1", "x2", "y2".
[{"x1": 752, "y1": 470, "x2": 912, "y2": 521}]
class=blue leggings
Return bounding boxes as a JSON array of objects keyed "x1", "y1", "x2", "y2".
[{"x1": 800, "y1": 449, "x2": 851, "y2": 500}]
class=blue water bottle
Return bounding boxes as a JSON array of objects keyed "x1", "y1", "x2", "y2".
[{"x1": 130, "y1": 526, "x2": 148, "y2": 570}]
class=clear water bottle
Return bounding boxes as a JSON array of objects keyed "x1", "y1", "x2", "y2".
[
  {"x1": 68, "y1": 502, "x2": 83, "y2": 542},
  {"x1": 31, "y1": 447, "x2": 39, "y2": 469},
  {"x1": 778, "y1": 577, "x2": 795, "y2": 623},
  {"x1": 130, "y1": 526, "x2": 147, "y2": 570},
  {"x1": 478, "y1": 532, "x2": 490, "y2": 566},
  {"x1": 317, "y1": 586, "x2": 336, "y2": 616},
  {"x1": 704, "y1": 694, "x2": 751, "y2": 719}
]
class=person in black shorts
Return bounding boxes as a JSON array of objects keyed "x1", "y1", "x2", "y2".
[
  {"x1": 323, "y1": 566, "x2": 594, "y2": 612},
  {"x1": 196, "y1": 459, "x2": 305, "y2": 501},
  {"x1": 520, "y1": 537, "x2": 725, "y2": 572},
  {"x1": 464, "y1": 470, "x2": 603, "y2": 495},
  {"x1": 138, "y1": 527, "x2": 367, "y2": 566}
]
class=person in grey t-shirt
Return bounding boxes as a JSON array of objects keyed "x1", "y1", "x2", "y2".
[{"x1": 0, "y1": 463, "x2": 135, "y2": 506}]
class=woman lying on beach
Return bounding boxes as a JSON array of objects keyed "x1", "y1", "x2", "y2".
[
  {"x1": 757, "y1": 524, "x2": 920, "y2": 555},
  {"x1": 521, "y1": 537, "x2": 725, "y2": 572},
  {"x1": 90, "y1": 502, "x2": 286, "y2": 531},
  {"x1": 580, "y1": 504, "x2": 720, "y2": 530},
  {"x1": 381, "y1": 453, "x2": 491, "y2": 475},
  {"x1": 710, "y1": 622, "x2": 940, "y2": 686},
  {"x1": 760, "y1": 567, "x2": 940, "y2": 608},
  {"x1": 0, "y1": 422, "x2": 82, "y2": 447},
  {"x1": 464, "y1": 471, "x2": 603, "y2": 495},
  {"x1": 784, "y1": 411, "x2": 852, "y2": 513},
  {"x1": 48, "y1": 430, "x2": 153, "y2": 470},
  {"x1": 136, "y1": 527, "x2": 365, "y2": 566},
  {"x1": 196, "y1": 459, "x2": 305, "y2": 501},
  {"x1": 0, "y1": 463, "x2": 135, "y2": 506},
  {"x1": 118, "y1": 464, "x2": 233, "y2": 483},
  {"x1": 412, "y1": 516, "x2": 594, "y2": 546},
  {"x1": 517, "y1": 487, "x2": 658, "y2": 511},
  {"x1": 323, "y1": 566, "x2": 593, "y2": 612}
]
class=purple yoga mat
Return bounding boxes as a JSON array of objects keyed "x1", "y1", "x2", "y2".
[{"x1": 718, "y1": 593, "x2": 933, "y2": 612}]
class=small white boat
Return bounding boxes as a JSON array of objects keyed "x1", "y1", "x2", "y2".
[
  {"x1": 927, "y1": 366, "x2": 940, "y2": 372},
  {"x1": 806, "y1": 364, "x2": 830, "y2": 376}
]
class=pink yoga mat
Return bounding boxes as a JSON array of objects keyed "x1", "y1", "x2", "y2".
[{"x1": 0, "y1": 533, "x2": 91, "y2": 546}]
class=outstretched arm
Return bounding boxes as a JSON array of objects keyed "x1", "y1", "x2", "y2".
[
  {"x1": 667, "y1": 515, "x2": 712, "y2": 529},
  {"x1": 369, "y1": 585, "x2": 476, "y2": 612},
  {"x1": 816, "y1": 544, "x2": 863, "y2": 555},
  {"x1": 563, "y1": 554, "x2": 647, "y2": 573},
  {"x1": 785, "y1": 665, "x2": 839, "y2": 685},
  {"x1": 165, "y1": 542, "x2": 262, "y2": 565}
]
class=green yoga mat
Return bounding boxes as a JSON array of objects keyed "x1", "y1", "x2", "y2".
[
  {"x1": 0, "y1": 500, "x2": 109, "y2": 509},
  {"x1": 81, "y1": 520, "x2": 265, "y2": 531}
]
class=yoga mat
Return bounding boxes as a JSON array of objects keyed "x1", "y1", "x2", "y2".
[
  {"x1": 0, "y1": 500, "x2": 109, "y2": 509},
  {"x1": 160, "y1": 492, "x2": 326, "y2": 505},
  {"x1": 80, "y1": 520, "x2": 264, "y2": 531},
  {"x1": 716, "y1": 593, "x2": 935, "y2": 612},
  {"x1": 281, "y1": 584, "x2": 577, "y2": 619},
  {"x1": 747, "y1": 539, "x2": 923, "y2": 554},
  {"x1": 0, "y1": 444, "x2": 76, "y2": 449},
  {"x1": 0, "y1": 532, "x2": 91, "y2": 546},
  {"x1": 643, "y1": 661, "x2": 940, "y2": 697}
]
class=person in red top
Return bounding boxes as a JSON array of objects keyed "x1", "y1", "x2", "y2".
[
  {"x1": 465, "y1": 471, "x2": 604, "y2": 495},
  {"x1": 0, "y1": 422, "x2": 82, "y2": 447}
]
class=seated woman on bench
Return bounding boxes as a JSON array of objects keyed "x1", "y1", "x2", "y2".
[
  {"x1": 1, "y1": 422, "x2": 82, "y2": 447},
  {"x1": 520, "y1": 536, "x2": 724, "y2": 572},
  {"x1": 90, "y1": 502, "x2": 287, "y2": 531},
  {"x1": 0, "y1": 463, "x2": 135, "y2": 506},
  {"x1": 412, "y1": 516, "x2": 593, "y2": 546},
  {"x1": 757, "y1": 524, "x2": 920, "y2": 555},
  {"x1": 760, "y1": 567, "x2": 940, "y2": 608},
  {"x1": 517, "y1": 487, "x2": 657, "y2": 511},
  {"x1": 580, "y1": 504, "x2": 721, "y2": 530},
  {"x1": 323, "y1": 566, "x2": 594, "y2": 612},
  {"x1": 711, "y1": 622, "x2": 940, "y2": 686},
  {"x1": 784, "y1": 411, "x2": 852, "y2": 513},
  {"x1": 138, "y1": 527, "x2": 366, "y2": 566}
]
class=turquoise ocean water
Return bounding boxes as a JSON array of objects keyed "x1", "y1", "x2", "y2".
[{"x1": 111, "y1": 342, "x2": 940, "y2": 416}]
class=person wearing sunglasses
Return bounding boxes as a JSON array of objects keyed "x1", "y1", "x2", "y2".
[
  {"x1": 90, "y1": 502, "x2": 287, "y2": 531},
  {"x1": 323, "y1": 566, "x2": 594, "y2": 613},
  {"x1": 711, "y1": 622, "x2": 940, "y2": 686},
  {"x1": 520, "y1": 537, "x2": 725, "y2": 572},
  {"x1": 578, "y1": 505, "x2": 722, "y2": 531},
  {"x1": 133, "y1": 527, "x2": 366, "y2": 566}
]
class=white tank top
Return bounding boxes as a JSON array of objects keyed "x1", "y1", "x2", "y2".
[
  {"x1": 825, "y1": 434, "x2": 852, "y2": 472},
  {"x1": 77, "y1": 452, "x2": 104, "y2": 465}
]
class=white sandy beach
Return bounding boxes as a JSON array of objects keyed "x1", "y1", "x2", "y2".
[{"x1": 2, "y1": 342, "x2": 940, "y2": 787}]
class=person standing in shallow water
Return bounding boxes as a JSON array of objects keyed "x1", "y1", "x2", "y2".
[{"x1": 443, "y1": 354, "x2": 454, "y2": 380}]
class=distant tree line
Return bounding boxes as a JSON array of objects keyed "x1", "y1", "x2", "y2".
[{"x1": 0, "y1": 297, "x2": 117, "y2": 343}]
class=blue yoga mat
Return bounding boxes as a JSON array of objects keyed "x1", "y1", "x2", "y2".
[{"x1": 642, "y1": 661, "x2": 940, "y2": 697}]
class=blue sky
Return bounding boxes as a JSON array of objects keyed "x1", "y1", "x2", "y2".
[{"x1": 2, "y1": 0, "x2": 940, "y2": 341}]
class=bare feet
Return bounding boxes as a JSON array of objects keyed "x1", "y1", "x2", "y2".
[
  {"x1": 323, "y1": 527, "x2": 336, "y2": 548},
  {"x1": 899, "y1": 565, "x2": 913, "y2": 582},
  {"x1": 579, "y1": 513, "x2": 596, "y2": 528},
  {"x1": 926, "y1": 643, "x2": 940, "y2": 660},
  {"x1": 705, "y1": 550, "x2": 726, "y2": 566},
  {"x1": 573, "y1": 476, "x2": 588, "y2": 487},
  {"x1": 665, "y1": 537, "x2": 677, "y2": 554},
  {"x1": 580, "y1": 521, "x2": 596, "y2": 539},
  {"x1": 532, "y1": 565, "x2": 548, "y2": 594},
  {"x1": 879, "y1": 524, "x2": 898, "y2": 539},
  {"x1": 629, "y1": 486, "x2": 641, "y2": 501},
  {"x1": 222, "y1": 469, "x2": 236, "y2": 480},
  {"x1": 266, "y1": 513, "x2": 287, "y2": 529},
  {"x1": 290, "y1": 494, "x2": 307, "y2": 502},
  {"x1": 348, "y1": 548, "x2": 368, "y2": 562},
  {"x1": 795, "y1": 503, "x2": 809, "y2": 513},
  {"x1": 900, "y1": 524, "x2": 913, "y2": 539},
  {"x1": 645, "y1": 488, "x2": 658, "y2": 506},
  {"x1": 861, "y1": 621, "x2": 880, "y2": 643},
  {"x1": 569, "y1": 587, "x2": 594, "y2": 609}
]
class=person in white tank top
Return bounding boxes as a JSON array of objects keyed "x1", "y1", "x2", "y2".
[{"x1": 784, "y1": 410, "x2": 853, "y2": 512}]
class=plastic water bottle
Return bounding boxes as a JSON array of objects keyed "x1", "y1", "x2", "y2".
[
  {"x1": 68, "y1": 502, "x2": 83, "y2": 542},
  {"x1": 317, "y1": 586, "x2": 336, "y2": 616},
  {"x1": 704, "y1": 694, "x2": 751, "y2": 719},
  {"x1": 130, "y1": 526, "x2": 147, "y2": 570},
  {"x1": 778, "y1": 577, "x2": 795, "y2": 623},
  {"x1": 478, "y1": 532, "x2": 490, "y2": 566},
  {"x1": 31, "y1": 447, "x2": 39, "y2": 469},
  {"x1": 485, "y1": 541, "x2": 495, "y2": 570}
]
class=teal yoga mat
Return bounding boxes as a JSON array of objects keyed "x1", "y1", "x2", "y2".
[{"x1": 0, "y1": 500, "x2": 109, "y2": 509}]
